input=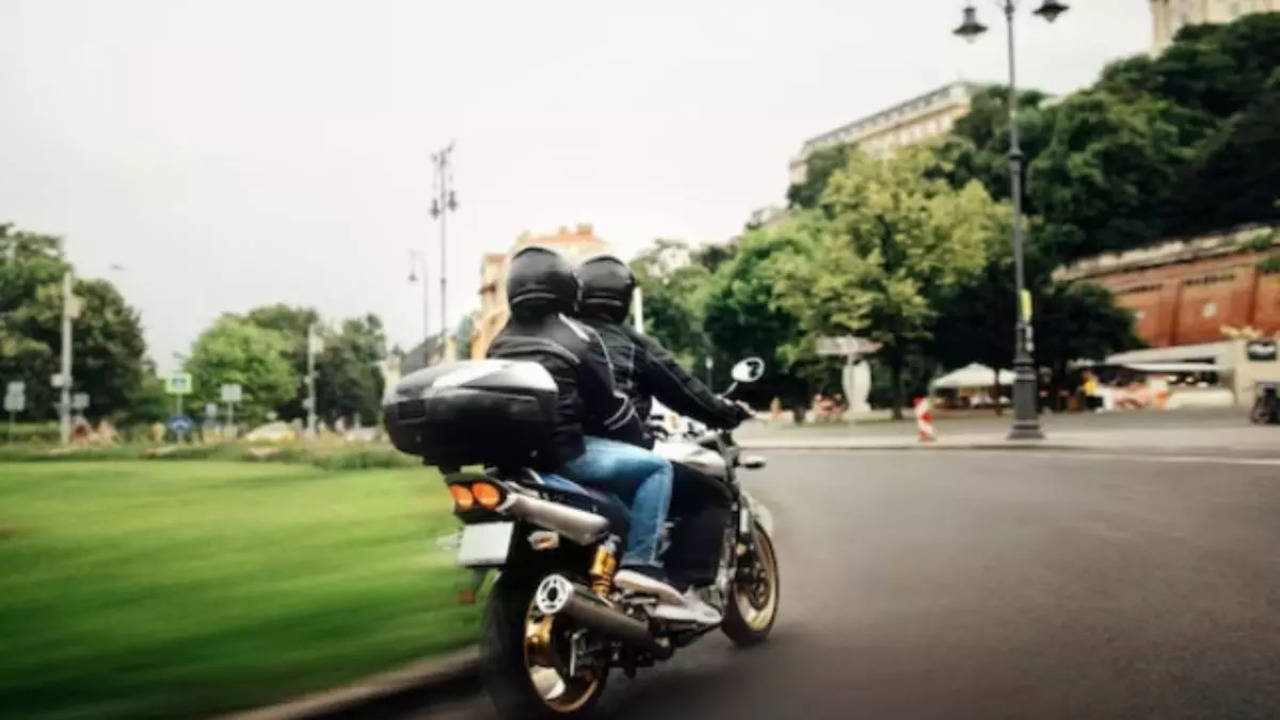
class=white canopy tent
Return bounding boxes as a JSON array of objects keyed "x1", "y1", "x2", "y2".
[{"x1": 930, "y1": 363, "x2": 1015, "y2": 391}]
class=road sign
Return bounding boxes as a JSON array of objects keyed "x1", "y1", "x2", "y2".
[
  {"x1": 6, "y1": 380, "x2": 26, "y2": 414},
  {"x1": 204, "y1": 403, "x2": 218, "y2": 419},
  {"x1": 166, "y1": 372, "x2": 194, "y2": 395},
  {"x1": 50, "y1": 373, "x2": 67, "y2": 388},
  {"x1": 220, "y1": 383, "x2": 242, "y2": 403},
  {"x1": 816, "y1": 336, "x2": 883, "y2": 357},
  {"x1": 168, "y1": 415, "x2": 194, "y2": 434},
  {"x1": 72, "y1": 393, "x2": 90, "y2": 411}
]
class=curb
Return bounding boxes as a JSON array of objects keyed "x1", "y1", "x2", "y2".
[{"x1": 216, "y1": 646, "x2": 481, "y2": 720}]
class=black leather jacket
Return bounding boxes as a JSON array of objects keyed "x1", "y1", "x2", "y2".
[
  {"x1": 579, "y1": 318, "x2": 744, "y2": 438},
  {"x1": 487, "y1": 310, "x2": 647, "y2": 468}
]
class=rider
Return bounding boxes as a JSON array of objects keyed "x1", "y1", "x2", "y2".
[
  {"x1": 485, "y1": 246, "x2": 691, "y2": 601},
  {"x1": 574, "y1": 254, "x2": 751, "y2": 435}
]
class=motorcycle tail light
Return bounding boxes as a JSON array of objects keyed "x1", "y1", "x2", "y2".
[
  {"x1": 449, "y1": 484, "x2": 475, "y2": 511},
  {"x1": 471, "y1": 482, "x2": 504, "y2": 510}
]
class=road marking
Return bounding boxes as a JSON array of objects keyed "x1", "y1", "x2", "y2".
[
  {"x1": 1003, "y1": 451, "x2": 1280, "y2": 468},
  {"x1": 764, "y1": 447, "x2": 1280, "y2": 467}
]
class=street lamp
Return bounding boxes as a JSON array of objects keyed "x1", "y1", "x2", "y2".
[
  {"x1": 429, "y1": 143, "x2": 458, "y2": 357},
  {"x1": 953, "y1": 0, "x2": 1067, "y2": 440}
]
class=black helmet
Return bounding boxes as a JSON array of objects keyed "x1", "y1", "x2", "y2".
[
  {"x1": 506, "y1": 246, "x2": 579, "y2": 316},
  {"x1": 577, "y1": 254, "x2": 635, "y2": 323}
]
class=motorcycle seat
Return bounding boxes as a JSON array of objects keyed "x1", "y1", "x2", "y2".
[{"x1": 537, "y1": 473, "x2": 631, "y2": 539}]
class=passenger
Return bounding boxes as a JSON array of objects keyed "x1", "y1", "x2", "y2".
[{"x1": 485, "y1": 247, "x2": 684, "y2": 597}]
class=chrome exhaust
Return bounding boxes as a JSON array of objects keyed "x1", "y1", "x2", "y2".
[
  {"x1": 535, "y1": 575, "x2": 665, "y2": 654},
  {"x1": 501, "y1": 493, "x2": 609, "y2": 546}
]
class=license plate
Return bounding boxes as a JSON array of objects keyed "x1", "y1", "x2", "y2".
[{"x1": 456, "y1": 522, "x2": 514, "y2": 567}]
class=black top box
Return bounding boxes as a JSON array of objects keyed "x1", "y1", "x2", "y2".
[{"x1": 383, "y1": 360, "x2": 558, "y2": 470}]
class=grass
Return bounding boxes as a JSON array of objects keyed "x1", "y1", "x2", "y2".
[{"x1": 0, "y1": 461, "x2": 479, "y2": 720}]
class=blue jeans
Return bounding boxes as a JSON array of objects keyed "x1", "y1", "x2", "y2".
[{"x1": 555, "y1": 436, "x2": 673, "y2": 568}]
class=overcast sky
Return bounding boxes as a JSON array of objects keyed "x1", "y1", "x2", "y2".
[{"x1": 1, "y1": 1, "x2": 1151, "y2": 371}]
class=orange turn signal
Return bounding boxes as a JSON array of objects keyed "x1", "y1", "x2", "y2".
[
  {"x1": 471, "y1": 482, "x2": 504, "y2": 510},
  {"x1": 449, "y1": 484, "x2": 474, "y2": 511}
]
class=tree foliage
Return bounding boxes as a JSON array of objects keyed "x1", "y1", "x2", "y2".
[
  {"x1": 1, "y1": 224, "x2": 150, "y2": 421},
  {"x1": 789, "y1": 148, "x2": 1000, "y2": 416},
  {"x1": 786, "y1": 142, "x2": 856, "y2": 210},
  {"x1": 187, "y1": 316, "x2": 297, "y2": 421}
]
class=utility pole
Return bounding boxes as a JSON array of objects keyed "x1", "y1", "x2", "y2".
[
  {"x1": 306, "y1": 323, "x2": 318, "y2": 437},
  {"x1": 430, "y1": 143, "x2": 458, "y2": 360},
  {"x1": 58, "y1": 271, "x2": 74, "y2": 445}
]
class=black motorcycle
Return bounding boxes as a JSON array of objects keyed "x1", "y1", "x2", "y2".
[{"x1": 384, "y1": 357, "x2": 779, "y2": 719}]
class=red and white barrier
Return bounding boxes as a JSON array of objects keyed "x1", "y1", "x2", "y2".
[{"x1": 913, "y1": 397, "x2": 937, "y2": 442}]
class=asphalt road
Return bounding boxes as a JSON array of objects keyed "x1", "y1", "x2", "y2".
[{"x1": 405, "y1": 449, "x2": 1280, "y2": 719}]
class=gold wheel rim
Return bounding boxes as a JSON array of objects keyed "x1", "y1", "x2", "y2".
[
  {"x1": 735, "y1": 529, "x2": 779, "y2": 631},
  {"x1": 522, "y1": 598, "x2": 601, "y2": 713}
]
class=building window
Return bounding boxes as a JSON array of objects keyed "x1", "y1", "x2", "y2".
[
  {"x1": 1183, "y1": 272, "x2": 1236, "y2": 286},
  {"x1": 1202, "y1": 302, "x2": 1219, "y2": 319},
  {"x1": 1134, "y1": 310, "x2": 1147, "y2": 321}
]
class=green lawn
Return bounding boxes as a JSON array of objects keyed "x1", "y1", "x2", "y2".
[{"x1": 0, "y1": 461, "x2": 479, "y2": 720}]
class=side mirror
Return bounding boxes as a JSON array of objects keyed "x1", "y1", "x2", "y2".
[
  {"x1": 731, "y1": 357, "x2": 766, "y2": 384},
  {"x1": 740, "y1": 454, "x2": 767, "y2": 470}
]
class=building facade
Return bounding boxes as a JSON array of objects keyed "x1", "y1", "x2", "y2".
[
  {"x1": 470, "y1": 224, "x2": 610, "y2": 359},
  {"x1": 1149, "y1": 0, "x2": 1278, "y2": 53},
  {"x1": 1057, "y1": 225, "x2": 1280, "y2": 404},
  {"x1": 1056, "y1": 226, "x2": 1280, "y2": 348},
  {"x1": 789, "y1": 81, "x2": 978, "y2": 185}
]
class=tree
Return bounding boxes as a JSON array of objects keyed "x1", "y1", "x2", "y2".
[
  {"x1": 789, "y1": 148, "x2": 999, "y2": 418},
  {"x1": 1168, "y1": 68, "x2": 1280, "y2": 235},
  {"x1": 930, "y1": 229, "x2": 1143, "y2": 413},
  {"x1": 932, "y1": 85, "x2": 1053, "y2": 211},
  {"x1": 631, "y1": 239, "x2": 715, "y2": 369},
  {"x1": 187, "y1": 316, "x2": 297, "y2": 422},
  {"x1": 1028, "y1": 91, "x2": 1214, "y2": 261},
  {"x1": 1, "y1": 225, "x2": 149, "y2": 421},
  {"x1": 786, "y1": 142, "x2": 856, "y2": 210},
  {"x1": 703, "y1": 218, "x2": 824, "y2": 414},
  {"x1": 240, "y1": 305, "x2": 389, "y2": 424},
  {"x1": 1035, "y1": 281, "x2": 1144, "y2": 404},
  {"x1": 243, "y1": 305, "x2": 318, "y2": 419},
  {"x1": 315, "y1": 314, "x2": 386, "y2": 425}
]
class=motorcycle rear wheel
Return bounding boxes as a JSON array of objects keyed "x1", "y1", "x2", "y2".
[
  {"x1": 481, "y1": 572, "x2": 608, "y2": 720},
  {"x1": 722, "y1": 523, "x2": 780, "y2": 647}
]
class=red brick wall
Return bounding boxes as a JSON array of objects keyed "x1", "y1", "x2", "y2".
[{"x1": 1089, "y1": 251, "x2": 1277, "y2": 348}]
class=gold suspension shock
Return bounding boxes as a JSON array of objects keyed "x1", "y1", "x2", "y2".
[{"x1": 589, "y1": 537, "x2": 619, "y2": 597}]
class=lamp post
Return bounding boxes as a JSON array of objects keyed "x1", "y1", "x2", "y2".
[
  {"x1": 953, "y1": 0, "x2": 1066, "y2": 440},
  {"x1": 429, "y1": 142, "x2": 458, "y2": 359}
]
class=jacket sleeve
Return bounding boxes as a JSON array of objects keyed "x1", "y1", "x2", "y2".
[
  {"x1": 580, "y1": 327, "x2": 649, "y2": 446},
  {"x1": 631, "y1": 328, "x2": 743, "y2": 428}
]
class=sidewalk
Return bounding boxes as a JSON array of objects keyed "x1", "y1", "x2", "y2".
[{"x1": 738, "y1": 409, "x2": 1280, "y2": 457}]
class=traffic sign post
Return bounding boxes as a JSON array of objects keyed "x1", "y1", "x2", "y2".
[
  {"x1": 166, "y1": 373, "x2": 194, "y2": 439},
  {"x1": 219, "y1": 383, "x2": 242, "y2": 430},
  {"x1": 4, "y1": 381, "x2": 25, "y2": 441}
]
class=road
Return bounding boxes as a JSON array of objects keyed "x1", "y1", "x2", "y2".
[{"x1": 401, "y1": 449, "x2": 1280, "y2": 719}]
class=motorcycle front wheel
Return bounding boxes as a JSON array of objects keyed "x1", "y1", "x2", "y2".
[
  {"x1": 722, "y1": 522, "x2": 780, "y2": 647},
  {"x1": 481, "y1": 572, "x2": 608, "y2": 720}
]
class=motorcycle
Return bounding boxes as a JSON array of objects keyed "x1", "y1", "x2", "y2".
[{"x1": 384, "y1": 356, "x2": 779, "y2": 719}]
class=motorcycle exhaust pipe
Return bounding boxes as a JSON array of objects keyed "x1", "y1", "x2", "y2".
[
  {"x1": 534, "y1": 575, "x2": 667, "y2": 655},
  {"x1": 501, "y1": 493, "x2": 609, "y2": 546}
]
